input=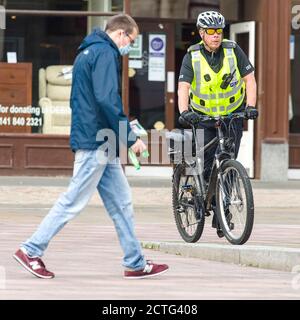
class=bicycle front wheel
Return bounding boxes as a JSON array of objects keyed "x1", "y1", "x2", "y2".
[{"x1": 215, "y1": 160, "x2": 254, "y2": 245}]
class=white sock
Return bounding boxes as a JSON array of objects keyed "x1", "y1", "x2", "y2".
[{"x1": 20, "y1": 247, "x2": 38, "y2": 258}]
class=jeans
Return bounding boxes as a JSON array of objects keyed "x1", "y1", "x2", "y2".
[{"x1": 22, "y1": 149, "x2": 146, "y2": 271}]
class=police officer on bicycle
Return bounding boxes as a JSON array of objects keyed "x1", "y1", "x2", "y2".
[{"x1": 178, "y1": 11, "x2": 258, "y2": 236}]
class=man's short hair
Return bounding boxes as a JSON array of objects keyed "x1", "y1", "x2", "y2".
[{"x1": 105, "y1": 14, "x2": 139, "y2": 34}]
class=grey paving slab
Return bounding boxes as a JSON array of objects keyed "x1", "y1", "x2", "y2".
[
  {"x1": 0, "y1": 176, "x2": 299, "y2": 299},
  {"x1": 1, "y1": 222, "x2": 300, "y2": 300}
]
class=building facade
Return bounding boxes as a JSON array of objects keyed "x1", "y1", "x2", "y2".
[{"x1": 0, "y1": 0, "x2": 297, "y2": 180}]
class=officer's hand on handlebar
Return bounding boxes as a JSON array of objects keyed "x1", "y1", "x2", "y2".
[
  {"x1": 245, "y1": 106, "x2": 259, "y2": 120},
  {"x1": 180, "y1": 110, "x2": 200, "y2": 125}
]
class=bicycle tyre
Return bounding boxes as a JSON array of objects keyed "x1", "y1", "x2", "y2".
[
  {"x1": 172, "y1": 164, "x2": 205, "y2": 243},
  {"x1": 215, "y1": 160, "x2": 254, "y2": 245}
]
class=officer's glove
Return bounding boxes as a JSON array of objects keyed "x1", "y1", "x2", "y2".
[
  {"x1": 180, "y1": 110, "x2": 200, "y2": 125},
  {"x1": 245, "y1": 106, "x2": 259, "y2": 120}
]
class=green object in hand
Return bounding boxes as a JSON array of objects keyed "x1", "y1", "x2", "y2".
[
  {"x1": 128, "y1": 149, "x2": 140, "y2": 170},
  {"x1": 142, "y1": 150, "x2": 149, "y2": 158},
  {"x1": 128, "y1": 149, "x2": 149, "y2": 170}
]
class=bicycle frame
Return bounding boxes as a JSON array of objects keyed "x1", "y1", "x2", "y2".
[
  {"x1": 172, "y1": 111, "x2": 255, "y2": 244},
  {"x1": 180, "y1": 113, "x2": 244, "y2": 213}
]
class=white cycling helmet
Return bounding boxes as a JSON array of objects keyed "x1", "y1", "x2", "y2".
[{"x1": 196, "y1": 11, "x2": 225, "y2": 29}]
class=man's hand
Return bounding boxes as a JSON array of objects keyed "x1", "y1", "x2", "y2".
[
  {"x1": 180, "y1": 110, "x2": 200, "y2": 125},
  {"x1": 131, "y1": 138, "x2": 147, "y2": 154},
  {"x1": 245, "y1": 106, "x2": 259, "y2": 120}
]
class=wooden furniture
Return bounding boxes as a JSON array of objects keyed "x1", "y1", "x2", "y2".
[{"x1": 0, "y1": 63, "x2": 32, "y2": 133}]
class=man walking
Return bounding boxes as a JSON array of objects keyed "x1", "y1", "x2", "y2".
[{"x1": 13, "y1": 14, "x2": 168, "y2": 280}]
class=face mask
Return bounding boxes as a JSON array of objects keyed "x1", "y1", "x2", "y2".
[{"x1": 119, "y1": 43, "x2": 131, "y2": 56}]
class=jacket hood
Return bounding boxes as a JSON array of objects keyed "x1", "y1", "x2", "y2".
[{"x1": 78, "y1": 28, "x2": 119, "y2": 52}]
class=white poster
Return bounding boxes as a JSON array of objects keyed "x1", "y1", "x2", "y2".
[
  {"x1": 167, "y1": 71, "x2": 175, "y2": 93},
  {"x1": 129, "y1": 60, "x2": 143, "y2": 69},
  {"x1": 7, "y1": 52, "x2": 17, "y2": 63},
  {"x1": 148, "y1": 34, "x2": 166, "y2": 82}
]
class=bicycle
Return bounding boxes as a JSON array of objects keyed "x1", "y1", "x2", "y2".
[{"x1": 169, "y1": 111, "x2": 254, "y2": 245}]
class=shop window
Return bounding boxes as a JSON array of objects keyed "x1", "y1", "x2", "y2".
[
  {"x1": 0, "y1": 14, "x2": 86, "y2": 134},
  {"x1": 0, "y1": 1, "x2": 123, "y2": 135}
]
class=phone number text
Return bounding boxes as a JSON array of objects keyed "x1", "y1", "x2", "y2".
[{"x1": 0, "y1": 117, "x2": 42, "y2": 127}]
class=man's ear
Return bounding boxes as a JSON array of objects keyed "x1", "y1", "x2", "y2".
[{"x1": 199, "y1": 30, "x2": 204, "y2": 40}]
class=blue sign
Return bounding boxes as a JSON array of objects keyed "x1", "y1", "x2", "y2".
[{"x1": 150, "y1": 37, "x2": 164, "y2": 51}]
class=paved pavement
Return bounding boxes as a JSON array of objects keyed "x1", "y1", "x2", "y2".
[{"x1": 0, "y1": 176, "x2": 300, "y2": 299}]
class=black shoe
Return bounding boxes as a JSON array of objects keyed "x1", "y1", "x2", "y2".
[
  {"x1": 212, "y1": 212, "x2": 225, "y2": 237},
  {"x1": 216, "y1": 228, "x2": 224, "y2": 238}
]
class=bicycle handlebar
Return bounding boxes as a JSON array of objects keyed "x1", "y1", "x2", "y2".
[
  {"x1": 193, "y1": 111, "x2": 246, "y2": 122},
  {"x1": 179, "y1": 111, "x2": 247, "y2": 127}
]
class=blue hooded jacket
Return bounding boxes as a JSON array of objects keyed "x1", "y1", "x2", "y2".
[{"x1": 69, "y1": 28, "x2": 137, "y2": 154}]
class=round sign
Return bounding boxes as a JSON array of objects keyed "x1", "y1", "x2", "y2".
[{"x1": 151, "y1": 37, "x2": 164, "y2": 51}]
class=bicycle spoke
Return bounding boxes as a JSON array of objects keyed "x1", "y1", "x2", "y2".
[
  {"x1": 177, "y1": 177, "x2": 198, "y2": 236},
  {"x1": 218, "y1": 166, "x2": 249, "y2": 240}
]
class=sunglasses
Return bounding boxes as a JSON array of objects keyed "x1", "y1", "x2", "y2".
[{"x1": 205, "y1": 28, "x2": 223, "y2": 35}]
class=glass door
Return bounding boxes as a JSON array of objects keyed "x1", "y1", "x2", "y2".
[
  {"x1": 230, "y1": 21, "x2": 256, "y2": 178},
  {"x1": 128, "y1": 21, "x2": 175, "y2": 131},
  {"x1": 289, "y1": 21, "x2": 300, "y2": 174}
]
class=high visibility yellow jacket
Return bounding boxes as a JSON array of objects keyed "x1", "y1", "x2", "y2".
[{"x1": 189, "y1": 39, "x2": 245, "y2": 116}]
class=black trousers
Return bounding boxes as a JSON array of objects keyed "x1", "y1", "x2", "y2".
[{"x1": 199, "y1": 116, "x2": 244, "y2": 182}]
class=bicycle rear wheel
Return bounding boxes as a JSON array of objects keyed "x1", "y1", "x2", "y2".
[
  {"x1": 215, "y1": 160, "x2": 254, "y2": 245},
  {"x1": 172, "y1": 164, "x2": 205, "y2": 243}
]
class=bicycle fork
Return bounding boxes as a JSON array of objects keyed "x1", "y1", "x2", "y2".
[{"x1": 214, "y1": 123, "x2": 231, "y2": 206}]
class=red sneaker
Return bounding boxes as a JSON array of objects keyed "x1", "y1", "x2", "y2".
[
  {"x1": 13, "y1": 248, "x2": 55, "y2": 279},
  {"x1": 124, "y1": 260, "x2": 169, "y2": 279}
]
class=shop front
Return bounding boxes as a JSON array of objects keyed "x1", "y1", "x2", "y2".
[{"x1": 0, "y1": 0, "x2": 294, "y2": 180}]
